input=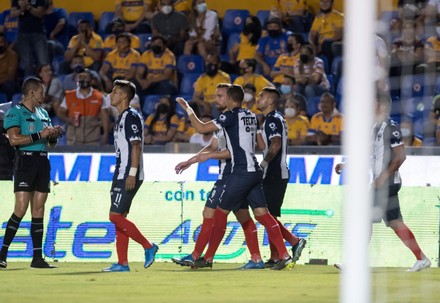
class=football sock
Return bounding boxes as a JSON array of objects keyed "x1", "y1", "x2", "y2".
[
  {"x1": 192, "y1": 217, "x2": 215, "y2": 259},
  {"x1": 240, "y1": 219, "x2": 261, "y2": 262},
  {"x1": 116, "y1": 228, "x2": 129, "y2": 265},
  {"x1": 393, "y1": 223, "x2": 423, "y2": 260},
  {"x1": 269, "y1": 240, "x2": 279, "y2": 261},
  {"x1": 109, "y1": 214, "x2": 152, "y2": 249},
  {"x1": 31, "y1": 217, "x2": 44, "y2": 260},
  {"x1": 256, "y1": 213, "x2": 289, "y2": 259},
  {"x1": 0, "y1": 214, "x2": 22, "y2": 261},
  {"x1": 203, "y1": 208, "x2": 228, "y2": 262},
  {"x1": 276, "y1": 219, "x2": 299, "y2": 247}
]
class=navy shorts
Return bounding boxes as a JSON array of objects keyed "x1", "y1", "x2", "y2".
[
  {"x1": 14, "y1": 152, "x2": 50, "y2": 193},
  {"x1": 373, "y1": 183, "x2": 403, "y2": 226},
  {"x1": 110, "y1": 179, "x2": 143, "y2": 214},
  {"x1": 205, "y1": 178, "x2": 227, "y2": 209},
  {"x1": 263, "y1": 174, "x2": 288, "y2": 217},
  {"x1": 218, "y1": 171, "x2": 267, "y2": 212}
]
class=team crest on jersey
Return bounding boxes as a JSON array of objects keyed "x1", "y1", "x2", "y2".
[
  {"x1": 29, "y1": 123, "x2": 35, "y2": 132},
  {"x1": 269, "y1": 122, "x2": 276, "y2": 131},
  {"x1": 219, "y1": 114, "x2": 226, "y2": 121},
  {"x1": 131, "y1": 124, "x2": 139, "y2": 133},
  {"x1": 392, "y1": 131, "x2": 400, "y2": 138}
]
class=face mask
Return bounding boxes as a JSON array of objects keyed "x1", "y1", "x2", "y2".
[
  {"x1": 280, "y1": 84, "x2": 291, "y2": 95},
  {"x1": 436, "y1": 26, "x2": 440, "y2": 37},
  {"x1": 161, "y1": 5, "x2": 173, "y2": 15},
  {"x1": 268, "y1": 29, "x2": 281, "y2": 38},
  {"x1": 73, "y1": 64, "x2": 84, "y2": 73},
  {"x1": 400, "y1": 127, "x2": 411, "y2": 137},
  {"x1": 196, "y1": 3, "x2": 207, "y2": 13},
  {"x1": 157, "y1": 103, "x2": 169, "y2": 114},
  {"x1": 242, "y1": 23, "x2": 256, "y2": 35},
  {"x1": 113, "y1": 27, "x2": 124, "y2": 35},
  {"x1": 0, "y1": 46, "x2": 6, "y2": 54},
  {"x1": 151, "y1": 45, "x2": 163, "y2": 55},
  {"x1": 78, "y1": 80, "x2": 91, "y2": 89},
  {"x1": 287, "y1": 43, "x2": 294, "y2": 53},
  {"x1": 300, "y1": 54, "x2": 309, "y2": 64},
  {"x1": 320, "y1": 8, "x2": 332, "y2": 14},
  {"x1": 243, "y1": 93, "x2": 253, "y2": 102},
  {"x1": 205, "y1": 63, "x2": 218, "y2": 76},
  {"x1": 284, "y1": 108, "x2": 296, "y2": 118}
]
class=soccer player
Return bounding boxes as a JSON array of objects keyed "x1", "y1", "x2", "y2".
[
  {"x1": 172, "y1": 83, "x2": 265, "y2": 270},
  {"x1": 102, "y1": 80, "x2": 158, "y2": 272},
  {"x1": 0, "y1": 77, "x2": 62, "y2": 269},
  {"x1": 334, "y1": 93, "x2": 431, "y2": 272},
  {"x1": 256, "y1": 87, "x2": 307, "y2": 267},
  {"x1": 176, "y1": 85, "x2": 294, "y2": 270}
]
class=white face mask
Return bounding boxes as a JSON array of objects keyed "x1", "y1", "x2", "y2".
[
  {"x1": 196, "y1": 3, "x2": 207, "y2": 13},
  {"x1": 401, "y1": 127, "x2": 411, "y2": 137},
  {"x1": 243, "y1": 92, "x2": 253, "y2": 102},
  {"x1": 436, "y1": 26, "x2": 440, "y2": 37},
  {"x1": 161, "y1": 5, "x2": 173, "y2": 15},
  {"x1": 284, "y1": 108, "x2": 296, "y2": 118}
]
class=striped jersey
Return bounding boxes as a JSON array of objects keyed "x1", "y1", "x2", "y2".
[
  {"x1": 213, "y1": 107, "x2": 261, "y2": 173},
  {"x1": 215, "y1": 128, "x2": 232, "y2": 179},
  {"x1": 372, "y1": 119, "x2": 403, "y2": 184},
  {"x1": 113, "y1": 107, "x2": 144, "y2": 181},
  {"x1": 262, "y1": 110, "x2": 289, "y2": 179}
]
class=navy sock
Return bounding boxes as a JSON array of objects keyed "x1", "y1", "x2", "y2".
[
  {"x1": 31, "y1": 217, "x2": 44, "y2": 260},
  {"x1": 0, "y1": 214, "x2": 22, "y2": 261}
]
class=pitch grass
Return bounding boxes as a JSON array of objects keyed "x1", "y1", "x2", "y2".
[{"x1": 0, "y1": 263, "x2": 439, "y2": 303}]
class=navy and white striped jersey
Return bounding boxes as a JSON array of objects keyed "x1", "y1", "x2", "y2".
[
  {"x1": 213, "y1": 107, "x2": 261, "y2": 173},
  {"x1": 215, "y1": 128, "x2": 232, "y2": 179},
  {"x1": 262, "y1": 110, "x2": 289, "y2": 179},
  {"x1": 372, "y1": 119, "x2": 402, "y2": 184},
  {"x1": 114, "y1": 107, "x2": 144, "y2": 181}
]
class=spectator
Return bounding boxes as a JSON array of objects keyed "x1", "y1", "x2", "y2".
[
  {"x1": 270, "y1": 33, "x2": 305, "y2": 86},
  {"x1": 57, "y1": 68, "x2": 110, "y2": 146},
  {"x1": 242, "y1": 83, "x2": 264, "y2": 125},
  {"x1": 294, "y1": 44, "x2": 330, "y2": 100},
  {"x1": 135, "y1": 35, "x2": 177, "y2": 97},
  {"x1": 425, "y1": 19, "x2": 440, "y2": 74},
  {"x1": 44, "y1": 0, "x2": 67, "y2": 62},
  {"x1": 152, "y1": 0, "x2": 188, "y2": 57},
  {"x1": 63, "y1": 55, "x2": 101, "y2": 91},
  {"x1": 184, "y1": 0, "x2": 221, "y2": 60},
  {"x1": 233, "y1": 59, "x2": 274, "y2": 97},
  {"x1": 103, "y1": 17, "x2": 140, "y2": 52},
  {"x1": 11, "y1": 0, "x2": 49, "y2": 77},
  {"x1": 64, "y1": 19, "x2": 104, "y2": 72},
  {"x1": 284, "y1": 97, "x2": 310, "y2": 146},
  {"x1": 193, "y1": 53, "x2": 231, "y2": 116},
  {"x1": 100, "y1": 33, "x2": 140, "y2": 92},
  {"x1": 308, "y1": 0, "x2": 344, "y2": 67},
  {"x1": 189, "y1": 114, "x2": 214, "y2": 146},
  {"x1": 174, "y1": 101, "x2": 199, "y2": 142},
  {"x1": 255, "y1": 17, "x2": 289, "y2": 76},
  {"x1": 0, "y1": 9, "x2": 18, "y2": 47},
  {"x1": 273, "y1": 0, "x2": 313, "y2": 33},
  {"x1": 397, "y1": 0, "x2": 428, "y2": 39},
  {"x1": 0, "y1": 109, "x2": 14, "y2": 180},
  {"x1": 280, "y1": 78, "x2": 307, "y2": 116},
  {"x1": 228, "y1": 15, "x2": 262, "y2": 74},
  {"x1": 0, "y1": 32, "x2": 18, "y2": 100},
  {"x1": 308, "y1": 92, "x2": 342, "y2": 145},
  {"x1": 112, "y1": 0, "x2": 153, "y2": 34},
  {"x1": 144, "y1": 95, "x2": 179, "y2": 145},
  {"x1": 37, "y1": 64, "x2": 63, "y2": 117}
]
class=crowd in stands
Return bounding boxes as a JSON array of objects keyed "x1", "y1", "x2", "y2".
[{"x1": 1, "y1": 0, "x2": 440, "y2": 147}]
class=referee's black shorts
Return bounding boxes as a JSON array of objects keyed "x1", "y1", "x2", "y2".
[
  {"x1": 263, "y1": 174, "x2": 288, "y2": 217},
  {"x1": 14, "y1": 151, "x2": 50, "y2": 193}
]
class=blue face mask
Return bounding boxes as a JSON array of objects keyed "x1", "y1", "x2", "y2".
[
  {"x1": 196, "y1": 3, "x2": 207, "y2": 13},
  {"x1": 280, "y1": 84, "x2": 291, "y2": 95}
]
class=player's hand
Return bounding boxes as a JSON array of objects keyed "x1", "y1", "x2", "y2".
[
  {"x1": 373, "y1": 173, "x2": 387, "y2": 189},
  {"x1": 40, "y1": 126, "x2": 53, "y2": 139},
  {"x1": 335, "y1": 163, "x2": 344, "y2": 174},
  {"x1": 176, "y1": 97, "x2": 189, "y2": 110},
  {"x1": 175, "y1": 161, "x2": 192, "y2": 174},
  {"x1": 125, "y1": 175, "x2": 136, "y2": 191}
]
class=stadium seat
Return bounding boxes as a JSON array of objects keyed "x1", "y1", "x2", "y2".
[
  {"x1": 179, "y1": 73, "x2": 201, "y2": 95},
  {"x1": 67, "y1": 12, "x2": 95, "y2": 35},
  {"x1": 318, "y1": 55, "x2": 330, "y2": 75},
  {"x1": 379, "y1": 10, "x2": 398, "y2": 25},
  {"x1": 221, "y1": 9, "x2": 250, "y2": 38},
  {"x1": 0, "y1": 93, "x2": 7, "y2": 104},
  {"x1": 401, "y1": 74, "x2": 434, "y2": 100},
  {"x1": 177, "y1": 55, "x2": 205, "y2": 74},
  {"x1": 326, "y1": 74, "x2": 334, "y2": 94},
  {"x1": 389, "y1": 95, "x2": 402, "y2": 122},
  {"x1": 138, "y1": 33, "x2": 152, "y2": 52},
  {"x1": 174, "y1": 95, "x2": 192, "y2": 117},
  {"x1": 52, "y1": 55, "x2": 65, "y2": 76},
  {"x1": 403, "y1": 97, "x2": 432, "y2": 121},
  {"x1": 306, "y1": 96, "x2": 321, "y2": 118},
  {"x1": 11, "y1": 93, "x2": 22, "y2": 106},
  {"x1": 142, "y1": 95, "x2": 162, "y2": 117},
  {"x1": 331, "y1": 56, "x2": 343, "y2": 89},
  {"x1": 226, "y1": 32, "x2": 241, "y2": 56},
  {"x1": 256, "y1": 10, "x2": 270, "y2": 26},
  {"x1": 435, "y1": 75, "x2": 440, "y2": 95},
  {"x1": 98, "y1": 12, "x2": 115, "y2": 36}
]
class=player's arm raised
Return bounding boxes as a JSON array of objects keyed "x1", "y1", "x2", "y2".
[{"x1": 176, "y1": 97, "x2": 219, "y2": 134}]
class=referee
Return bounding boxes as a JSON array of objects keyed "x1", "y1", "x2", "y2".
[{"x1": 0, "y1": 77, "x2": 61, "y2": 269}]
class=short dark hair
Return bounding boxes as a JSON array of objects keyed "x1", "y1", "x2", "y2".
[
  {"x1": 261, "y1": 86, "x2": 281, "y2": 105},
  {"x1": 284, "y1": 74, "x2": 296, "y2": 84},
  {"x1": 226, "y1": 84, "x2": 244, "y2": 103},
  {"x1": 22, "y1": 77, "x2": 44, "y2": 96},
  {"x1": 321, "y1": 92, "x2": 336, "y2": 103},
  {"x1": 78, "y1": 19, "x2": 91, "y2": 26},
  {"x1": 114, "y1": 80, "x2": 136, "y2": 101},
  {"x1": 0, "y1": 32, "x2": 6, "y2": 42},
  {"x1": 151, "y1": 35, "x2": 167, "y2": 45},
  {"x1": 116, "y1": 32, "x2": 131, "y2": 45},
  {"x1": 216, "y1": 83, "x2": 231, "y2": 89},
  {"x1": 376, "y1": 92, "x2": 392, "y2": 107}
]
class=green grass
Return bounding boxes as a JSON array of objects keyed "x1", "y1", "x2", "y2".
[{"x1": 0, "y1": 262, "x2": 439, "y2": 303}]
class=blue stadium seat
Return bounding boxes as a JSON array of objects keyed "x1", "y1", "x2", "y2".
[
  {"x1": 67, "y1": 12, "x2": 95, "y2": 36},
  {"x1": 403, "y1": 97, "x2": 432, "y2": 121},
  {"x1": 138, "y1": 33, "x2": 152, "y2": 52},
  {"x1": 0, "y1": 93, "x2": 7, "y2": 104},
  {"x1": 306, "y1": 96, "x2": 321, "y2": 118},
  {"x1": 379, "y1": 10, "x2": 398, "y2": 25},
  {"x1": 326, "y1": 74, "x2": 334, "y2": 94},
  {"x1": 11, "y1": 93, "x2": 22, "y2": 106},
  {"x1": 142, "y1": 95, "x2": 162, "y2": 117},
  {"x1": 177, "y1": 55, "x2": 205, "y2": 74},
  {"x1": 318, "y1": 55, "x2": 330, "y2": 75},
  {"x1": 221, "y1": 9, "x2": 250, "y2": 38},
  {"x1": 179, "y1": 73, "x2": 201, "y2": 95},
  {"x1": 256, "y1": 10, "x2": 270, "y2": 26},
  {"x1": 52, "y1": 55, "x2": 65, "y2": 76},
  {"x1": 401, "y1": 74, "x2": 434, "y2": 100},
  {"x1": 435, "y1": 75, "x2": 440, "y2": 95},
  {"x1": 331, "y1": 56, "x2": 343, "y2": 89},
  {"x1": 389, "y1": 95, "x2": 402, "y2": 122},
  {"x1": 173, "y1": 95, "x2": 192, "y2": 117},
  {"x1": 226, "y1": 32, "x2": 241, "y2": 56},
  {"x1": 98, "y1": 12, "x2": 115, "y2": 36}
]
